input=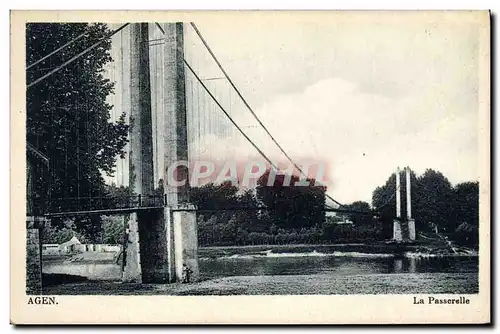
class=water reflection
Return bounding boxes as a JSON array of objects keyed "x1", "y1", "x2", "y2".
[
  {"x1": 393, "y1": 257, "x2": 418, "y2": 273},
  {"x1": 393, "y1": 259, "x2": 403, "y2": 273},
  {"x1": 42, "y1": 253, "x2": 479, "y2": 284},
  {"x1": 199, "y1": 255, "x2": 478, "y2": 281},
  {"x1": 409, "y1": 257, "x2": 417, "y2": 273},
  {"x1": 43, "y1": 263, "x2": 122, "y2": 281}
]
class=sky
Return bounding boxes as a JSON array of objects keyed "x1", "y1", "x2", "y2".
[
  {"x1": 106, "y1": 14, "x2": 483, "y2": 205},
  {"x1": 182, "y1": 14, "x2": 482, "y2": 204}
]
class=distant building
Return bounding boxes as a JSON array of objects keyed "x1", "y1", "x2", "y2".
[
  {"x1": 325, "y1": 211, "x2": 337, "y2": 218},
  {"x1": 43, "y1": 236, "x2": 122, "y2": 256},
  {"x1": 59, "y1": 236, "x2": 82, "y2": 254},
  {"x1": 337, "y1": 218, "x2": 354, "y2": 225},
  {"x1": 41, "y1": 244, "x2": 60, "y2": 256},
  {"x1": 325, "y1": 213, "x2": 354, "y2": 225}
]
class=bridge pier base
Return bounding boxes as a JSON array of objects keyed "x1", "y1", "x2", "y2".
[
  {"x1": 170, "y1": 204, "x2": 199, "y2": 283},
  {"x1": 26, "y1": 217, "x2": 44, "y2": 294},
  {"x1": 122, "y1": 213, "x2": 142, "y2": 283},
  {"x1": 393, "y1": 220, "x2": 402, "y2": 242},
  {"x1": 122, "y1": 205, "x2": 199, "y2": 284},
  {"x1": 137, "y1": 209, "x2": 171, "y2": 283},
  {"x1": 408, "y1": 218, "x2": 416, "y2": 241}
]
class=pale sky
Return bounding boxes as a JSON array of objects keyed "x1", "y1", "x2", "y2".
[
  {"x1": 184, "y1": 15, "x2": 481, "y2": 205},
  {"x1": 106, "y1": 15, "x2": 482, "y2": 205}
]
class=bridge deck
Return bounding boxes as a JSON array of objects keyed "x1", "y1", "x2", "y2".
[
  {"x1": 45, "y1": 206, "x2": 166, "y2": 218},
  {"x1": 44, "y1": 205, "x2": 381, "y2": 218},
  {"x1": 41, "y1": 194, "x2": 383, "y2": 218}
]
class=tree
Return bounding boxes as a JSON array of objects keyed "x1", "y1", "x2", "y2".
[
  {"x1": 105, "y1": 183, "x2": 132, "y2": 208},
  {"x1": 256, "y1": 169, "x2": 326, "y2": 230},
  {"x1": 340, "y1": 201, "x2": 374, "y2": 227},
  {"x1": 190, "y1": 182, "x2": 239, "y2": 210},
  {"x1": 454, "y1": 222, "x2": 479, "y2": 247},
  {"x1": 192, "y1": 182, "x2": 269, "y2": 245},
  {"x1": 322, "y1": 221, "x2": 337, "y2": 242},
  {"x1": 236, "y1": 228, "x2": 249, "y2": 245},
  {"x1": 26, "y1": 23, "x2": 129, "y2": 237},
  {"x1": 372, "y1": 168, "x2": 472, "y2": 236},
  {"x1": 449, "y1": 181, "x2": 479, "y2": 247},
  {"x1": 102, "y1": 215, "x2": 125, "y2": 245},
  {"x1": 372, "y1": 169, "x2": 419, "y2": 223},
  {"x1": 414, "y1": 169, "x2": 454, "y2": 232},
  {"x1": 233, "y1": 188, "x2": 269, "y2": 232},
  {"x1": 41, "y1": 220, "x2": 88, "y2": 244},
  {"x1": 452, "y1": 181, "x2": 479, "y2": 228}
]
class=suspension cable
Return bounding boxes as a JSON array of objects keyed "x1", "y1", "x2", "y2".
[
  {"x1": 377, "y1": 184, "x2": 401, "y2": 211},
  {"x1": 26, "y1": 28, "x2": 89, "y2": 70},
  {"x1": 27, "y1": 23, "x2": 129, "y2": 89},
  {"x1": 155, "y1": 22, "x2": 342, "y2": 209},
  {"x1": 184, "y1": 59, "x2": 279, "y2": 171},
  {"x1": 189, "y1": 23, "x2": 343, "y2": 208}
]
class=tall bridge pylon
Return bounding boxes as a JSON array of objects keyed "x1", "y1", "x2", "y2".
[
  {"x1": 121, "y1": 23, "x2": 198, "y2": 284},
  {"x1": 25, "y1": 21, "x2": 362, "y2": 291},
  {"x1": 393, "y1": 166, "x2": 416, "y2": 242}
]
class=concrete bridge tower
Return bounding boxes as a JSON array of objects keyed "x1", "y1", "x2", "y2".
[
  {"x1": 393, "y1": 166, "x2": 416, "y2": 242},
  {"x1": 406, "y1": 166, "x2": 416, "y2": 241},
  {"x1": 393, "y1": 167, "x2": 403, "y2": 241},
  {"x1": 122, "y1": 23, "x2": 199, "y2": 284}
]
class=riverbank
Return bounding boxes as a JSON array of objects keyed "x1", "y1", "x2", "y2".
[
  {"x1": 198, "y1": 240, "x2": 475, "y2": 259},
  {"x1": 42, "y1": 272, "x2": 478, "y2": 295}
]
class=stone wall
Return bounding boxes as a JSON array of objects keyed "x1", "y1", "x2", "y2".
[{"x1": 26, "y1": 227, "x2": 42, "y2": 294}]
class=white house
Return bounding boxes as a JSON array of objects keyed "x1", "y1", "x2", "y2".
[
  {"x1": 44, "y1": 235, "x2": 123, "y2": 256},
  {"x1": 58, "y1": 236, "x2": 82, "y2": 254}
]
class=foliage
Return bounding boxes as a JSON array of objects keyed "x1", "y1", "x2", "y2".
[
  {"x1": 105, "y1": 183, "x2": 133, "y2": 208},
  {"x1": 26, "y1": 23, "x2": 129, "y2": 236},
  {"x1": 451, "y1": 181, "x2": 479, "y2": 228},
  {"x1": 194, "y1": 177, "x2": 383, "y2": 246},
  {"x1": 190, "y1": 181, "x2": 240, "y2": 212},
  {"x1": 340, "y1": 201, "x2": 374, "y2": 227},
  {"x1": 372, "y1": 169, "x2": 419, "y2": 225},
  {"x1": 256, "y1": 169, "x2": 326, "y2": 229},
  {"x1": 371, "y1": 168, "x2": 479, "y2": 245},
  {"x1": 42, "y1": 216, "x2": 124, "y2": 245},
  {"x1": 41, "y1": 220, "x2": 88, "y2": 244},
  {"x1": 101, "y1": 215, "x2": 125, "y2": 245},
  {"x1": 414, "y1": 169, "x2": 454, "y2": 232},
  {"x1": 454, "y1": 222, "x2": 478, "y2": 247}
]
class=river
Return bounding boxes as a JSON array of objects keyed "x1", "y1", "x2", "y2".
[
  {"x1": 42, "y1": 245, "x2": 479, "y2": 295},
  {"x1": 199, "y1": 251, "x2": 478, "y2": 281}
]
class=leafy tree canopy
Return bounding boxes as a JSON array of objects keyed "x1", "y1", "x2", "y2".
[
  {"x1": 27, "y1": 23, "x2": 128, "y2": 207},
  {"x1": 256, "y1": 169, "x2": 326, "y2": 229},
  {"x1": 371, "y1": 168, "x2": 478, "y2": 236},
  {"x1": 340, "y1": 201, "x2": 374, "y2": 226},
  {"x1": 26, "y1": 23, "x2": 129, "y2": 237}
]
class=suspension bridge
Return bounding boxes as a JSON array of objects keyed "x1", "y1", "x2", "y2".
[{"x1": 25, "y1": 22, "x2": 416, "y2": 293}]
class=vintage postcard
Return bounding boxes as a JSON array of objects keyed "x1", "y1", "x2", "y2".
[{"x1": 10, "y1": 10, "x2": 490, "y2": 324}]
